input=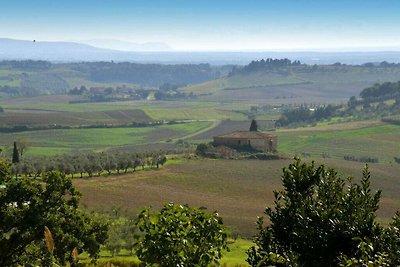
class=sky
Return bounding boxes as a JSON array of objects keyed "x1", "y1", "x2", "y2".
[{"x1": 1, "y1": 0, "x2": 400, "y2": 51}]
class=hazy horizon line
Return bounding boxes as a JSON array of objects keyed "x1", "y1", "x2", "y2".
[{"x1": 2, "y1": 37, "x2": 400, "y2": 54}]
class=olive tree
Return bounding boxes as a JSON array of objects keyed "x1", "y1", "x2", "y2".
[{"x1": 135, "y1": 203, "x2": 228, "y2": 266}]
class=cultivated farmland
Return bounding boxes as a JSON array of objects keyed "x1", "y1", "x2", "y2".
[
  {"x1": 74, "y1": 158, "x2": 400, "y2": 237},
  {"x1": 0, "y1": 121, "x2": 212, "y2": 155}
]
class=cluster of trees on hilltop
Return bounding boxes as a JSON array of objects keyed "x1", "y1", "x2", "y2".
[
  {"x1": 9, "y1": 151, "x2": 167, "y2": 178},
  {"x1": 230, "y1": 58, "x2": 302, "y2": 75}
]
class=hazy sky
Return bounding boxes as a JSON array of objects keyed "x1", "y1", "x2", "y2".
[{"x1": 1, "y1": 0, "x2": 400, "y2": 51}]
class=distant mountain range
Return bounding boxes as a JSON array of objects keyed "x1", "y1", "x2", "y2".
[
  {"x1": 79, "y1": 39, "x2": 172, "y2": 52},
  {"x1": 1, "y1": 38, "x2": 400, "y2": 65}
]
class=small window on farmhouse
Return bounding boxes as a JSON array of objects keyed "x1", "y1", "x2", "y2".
[
  {"x1": 248, "y1": 140, "x2": 251, "y2": 145},
  {"x1": 238, "y1": 140, "x2": 241, "y2": 145}
]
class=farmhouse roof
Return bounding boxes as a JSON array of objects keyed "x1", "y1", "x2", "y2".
[{"x1": 214, "y1": 131, "x2": 275, "y2": 139}]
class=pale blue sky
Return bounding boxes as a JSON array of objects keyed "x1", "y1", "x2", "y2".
[{"x1": 1, "y1": 0, "x2": 400, "y2": 51}]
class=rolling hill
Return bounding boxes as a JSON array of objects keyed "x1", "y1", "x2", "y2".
[{"x1": 182, "y1": 62, "x2": 400, "y2": 103}]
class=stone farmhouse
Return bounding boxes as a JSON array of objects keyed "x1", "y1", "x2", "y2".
[{"x1": 213, "y1": 131, "x2": 277, "y2": 152}]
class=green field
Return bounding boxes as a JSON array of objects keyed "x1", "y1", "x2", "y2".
[
  {"x1": 79, "y1": 238, "x2": 251, "y2": 266},
  {"x1": 276, "y1": 121, "x2": 400, "y2": 163},
  {"x1": 0, "y1": 96, "x2": 249, "y2": 121},
  {"x1": 0, "y1": 121, "x2": 212, "y2": 155}
]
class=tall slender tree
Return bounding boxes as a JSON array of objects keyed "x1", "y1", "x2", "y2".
[
  {"x1": 249, "y1": 119, "x2": 258, "y2": 131},
  {"x1": 12, "y1": 141, "x2": 19, "y2": 164}
]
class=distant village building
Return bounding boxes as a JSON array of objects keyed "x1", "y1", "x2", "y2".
[{"x1": 213, "y1": 131, "x2": 277, "y2": 152}]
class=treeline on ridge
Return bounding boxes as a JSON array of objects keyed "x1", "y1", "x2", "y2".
[
  {"x1": 230, "y1": 58, "x2": 301, "y2": 75},
  {"x1": 229, "y1": 58, "x2": 400, "y2": 76},
  {"x1": 276, "y1": 80, "x2": 400, "y2": 127}
]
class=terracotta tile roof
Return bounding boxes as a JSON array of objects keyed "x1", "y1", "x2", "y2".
[{"x1": 214, "y1": 131, "x2": 275, "y2": 139}]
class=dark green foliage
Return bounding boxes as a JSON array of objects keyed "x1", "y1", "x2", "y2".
[
  {"x1": 195, "y1": 143, "x2": 210, "y2": 156},
  {"x1": 135, "y1": 203, "x2": 228, "y2": 266},
  {"x1": 338, "y1": 238, "x2": 390, "y2": 266},
  {"x1": 275, "y1": 105, "x2": 339, "y2": 126},
  {"x1": 249, "y1": 119, "x2": 258, "y2": 131},
  {"x1": 159, "y1": 82, "x2": 186, "y2": 91},
  {"x1": 247, "y1": 158, "x2": 400, "y2": 267},
  {"x1": 360, "y1": 81, "x2": 400, "y2": 100},
  {"x1": 0, "y1": 161, "x2": 108, "y2": 266},
  {"x1": 9, "y1": 151, "x2": 167, "y2": 178},
  {"x1": 230, "y1": 58, "x2": 301, "y2": 75},
  {"x1": 154, "y1": 90, "x2": 193, "y2": 100},
  {"x1": 246, "y1": 153, "x2": 280, "y2": 160},
  {"x1": 275, "y1": 106, "x2": 312, "y2": 127},
  {"x1": 69, "y1": 85, "x2": 88, "y2": 95},
  {"x1": 276, "y1": 105, "x2": 337, "y2": 127},
  {"x1": 344, "y1": 155, "x2": 379, "y2": 163},
  {"x1": 12, "y1": 141, "x2": 19, "y2": 164},
  {"x1": 0, "y1": 106, "x2": 3, "y2": 112}
]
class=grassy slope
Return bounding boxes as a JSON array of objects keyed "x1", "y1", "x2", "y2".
[
  {"x1": 181, "y1": 66, "x2": 400, "y2": 101},
  {"x1": 276, "y1": 120, "x2": 400, "y2": 163},
  {"x1": 0, "y1": 121, "x2": 212, "y2": 155}
]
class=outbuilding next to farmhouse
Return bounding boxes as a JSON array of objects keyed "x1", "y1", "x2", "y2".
[{"x1": 213, "y1": 131, "x2": 277, "y2": 152}]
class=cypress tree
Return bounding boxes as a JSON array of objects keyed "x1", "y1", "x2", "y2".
[
  {"x1": 12, "y1": 141, "x2": 19, "y2": 164},
  {"x1": 249, "y1": 119, "x2": 258, "y2": 132}
]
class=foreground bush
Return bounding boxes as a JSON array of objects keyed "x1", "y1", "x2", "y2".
[
  {"x1": 247, "y1": 158, "x2": 400, "y2": 267},
  {"x1": 135, "y1": 203, "x2": 228, "y2": 266},
  {"x1": 0, "y1": 160, "x2": 108, "y2": 266}
]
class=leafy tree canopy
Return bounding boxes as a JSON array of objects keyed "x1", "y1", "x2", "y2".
[
  {"x1": 0, "y1": 160, "x2": 108, "y2": 266},
  {"x1": 247, "y1": 158, "x2": 400, "y2": 267},
  {"x1": 135, "y1": 203, "x2": 229, "y2": 266},
  {"x1": 360, "y1": 81, "x2": 400, "y2": 99}
]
